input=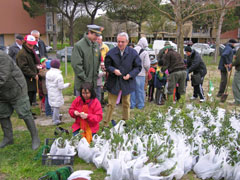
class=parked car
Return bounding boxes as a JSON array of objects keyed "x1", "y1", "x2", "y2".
[
  {"x1": 0, "y1": 45, "x2": 8, "y2": 54},
  {"x1": 153, "y1": 40, "x2": 177, "y2": 56},
  {"x1": 103, "y1": 41, "x2": 117, "y2": 49},
  {"x1": 191, "y1": 43, "x2": 215, "y2": 56},
  {"x1": 103, "y1": 42, "x2": 155, "y2": 59},
  {"x1": 145, "y1": 47, "x2": 155, "y2": 59},
  {"x1": 234, "y1": 43, "x2": 240, "y2": 52},
  {"x1": 210, "y1": 44, "x2": 225, "y2": 56},
  {"x1": 56, "y1": 47, "x2": 73, "y2": 62},
  {"x1": 46, "y1": 45, "x2": 53, "y2": 52}
]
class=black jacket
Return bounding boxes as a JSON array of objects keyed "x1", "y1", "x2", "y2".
[
  {"x1": 162, "y1": 49, "x2": 186, "y2": 73},
  {"x1": 105, "y1": 46, "x2": 142, "y2": 95},
  {"x1": 16, "y1": 43, "x2": 38, "y2": 92},
  {"x1": 187, "y1": 50, "x2": 207, "y2": 77},
  {"x1": 34, "y1": 39, "x2": 48, "y2": 58},
  {"x1": 8, "y1": 42, "x2": 21, "y2": 62},
  {"x1": 218, "y1": 44, "x2": 234, "y2": 72}
]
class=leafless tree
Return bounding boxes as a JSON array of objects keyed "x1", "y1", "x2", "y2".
[
  {"x1": 146, "y1": 0, "x2": 228, "y2": 57},
  {"x1": 83, "y1": 0, "x2": 110, "y2": 24},
  {"x1": 213, "y1": 0, "x2": 239, "y2": 63}
]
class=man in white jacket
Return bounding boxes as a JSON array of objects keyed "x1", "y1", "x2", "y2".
[
  {"x1": 46, "y1": 60, "x2": 70, "y2": 125},
  {"x1": 130, "y1": 37, "x2": 150, "y2": 109}
]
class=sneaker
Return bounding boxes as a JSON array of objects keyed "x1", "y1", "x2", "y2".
[
  {"x1": 229, "y1": 101, "x2": 240, "y2": 106},
  {"x1": 53, "y1": 120, "x2": 64, "y2": 126},
  {"x1": 32, "y1": 102, "x2": 39, "y2": 106},
  {"x1": 200, "y1": 99, "x2": 206, "y2": 103},
  {"x1": 190, "y1": 96, "x2": 197, "y2": 100},
  {"x1": 59, "y1": 114, "x2": 63, "y2": 121},
  {"x1": 111, "y1": 119, "x2": 116, "y2": 126},
  {"x1": 56, "y1": 121, "x2": 64, "y2": 126}
]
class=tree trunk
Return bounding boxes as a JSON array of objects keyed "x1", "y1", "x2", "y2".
[
  {"x1": 69, "y1": 19, "x2": 74, "y2": 46},
  {"x1": 138, "y1": 24, "x2": 141, "y2": 40},
  {"x1": 61, "y1": 13, "x2": 64, "y2": 46},
  {"x1": 90, "y1": 16, "x2": 95, "y2": 24},
  {"x1": 174, "y1": 1, "x2": 184, "y2": 58},
  {"x1": 214, "y1": 9, "x2": 226, "y2": 63},
  {"x1": 153, "y1": 33, "x2": 157, "y2": 40},
  {"x1": 176, "y1": 21, "x2": 184, "y2": 57},
  {"x1": 52, "y1": 12, "x2": 57, "y2": 51}
]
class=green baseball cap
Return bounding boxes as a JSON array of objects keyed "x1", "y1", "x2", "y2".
[{"x1": 40, "y1": 57, "x2": 47, "y2": 63}]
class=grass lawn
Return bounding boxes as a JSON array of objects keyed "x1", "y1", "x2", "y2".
[{"x1": 0, "y1": 56, "x2": 237, "y2": 180}]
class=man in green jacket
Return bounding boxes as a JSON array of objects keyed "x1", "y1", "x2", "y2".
[
  {"x1": 230, "y1": 48, "x2": 240, "y2": 105},
  {"x1": 71, "y1": 25, "x2": 103, "y2": 96},
  {"x1": 0, "y1": 51, "x2": 40, "y2": 150}
]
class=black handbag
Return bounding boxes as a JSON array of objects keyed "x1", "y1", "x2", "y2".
[{"x1": 191, "y1": 73, "x2": 202, "y2": 86}]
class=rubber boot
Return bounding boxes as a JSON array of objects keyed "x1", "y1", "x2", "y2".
[
  {"x1": 165, "y1": 94, "x2": 174, "y2": 106},
  {"x1": 0, "y1": 118, "x2": 14, "y2": 148},
  {"x1": 23, "y1": 116, "x2": 40, "y2": 150},
  {"x1": 157, "y1": 91, "x2": 164, "y2": 105}
]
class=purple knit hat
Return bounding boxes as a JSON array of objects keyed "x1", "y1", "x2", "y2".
[{"x1": 50, "y1": 59, "x2": 60, "y2": 69}]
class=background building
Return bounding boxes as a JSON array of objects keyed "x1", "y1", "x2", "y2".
[{"x1": 0, "y1": 0, "x2": 47, "y2": 47}]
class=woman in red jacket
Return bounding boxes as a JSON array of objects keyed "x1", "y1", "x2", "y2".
[{"x1": 69, "y1": 82, "x2": 102, "y2": 143}]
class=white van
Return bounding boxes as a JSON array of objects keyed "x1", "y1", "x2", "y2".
[
  {"x1": 191, "y1": 43, "x2": 215, "y2": 56},
  {"x1": 153, "y1": 40, "x2": 177, "y2": 56}
]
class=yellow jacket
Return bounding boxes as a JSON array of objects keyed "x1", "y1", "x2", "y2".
[{"x1": 100, "y1": 43, "x2": 109, "y2": 60}]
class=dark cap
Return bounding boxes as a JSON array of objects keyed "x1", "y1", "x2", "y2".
[
  {"x1": 229, "y1": 39, "x2": 237, "y2": 44},
  {"x1": 184, "y1": 46, "x2": 192, "y2": 52},
  {"x1": 163, "y1": 45, "x2": 172, "y2": 51},
  {"x1": 16, "y1": 34, "x2": 24, "y2": 40},
  {"x1": 87, "y1": 24, "x2": 102, "y2": 36},
  {"x1": 164, "y1": 41, "x2": 171, "y2": 46},
  {"x1": 50, "y1": 59, "x2": 60, "y2": 69}
]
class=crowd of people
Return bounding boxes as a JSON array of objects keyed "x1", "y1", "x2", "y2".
[{"x1": 0, "y1": 24, "x2": 239, "y2": 149}]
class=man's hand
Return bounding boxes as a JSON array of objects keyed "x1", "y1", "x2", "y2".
[
  {"x1": 35, "y1": 75, "x2": 39, "y2": 81},
  {"x1": 101, "y1": 64, "x2": 106, "y2": 71},
  {"x1": 164, "y1": 48, "x2": 168, "y2": 54},
  {"x1": 123, "y1": 74, "x2": 130, "y2": 80},
  {"x1": 114, "y1": 69, "x2": 122, "y2": 76}
]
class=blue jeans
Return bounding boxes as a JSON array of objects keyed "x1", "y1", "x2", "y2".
[
  {"x1": 45, "y1": 95, "x2": 52, "y2": 116},
  {"x1": 130, "y1": 76, "x2": 146, "y2": 109},
  {"x1": 52, "y1": 107, "x2": 60, "y2": 125},
  {"x1": 96, "y1": 86, "x2": 101, "y2": 102}
]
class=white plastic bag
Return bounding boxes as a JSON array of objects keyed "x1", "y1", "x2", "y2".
[
  {"x1": 77, "y1": 137, "x2": 96, "y2": 163},
  {"x1": 92, "y1": 142, "x2": 109, "y2": 169},
  {"x1": 49, "y1": 139, "x2": 57, "y2": 155},
  {"x1": 193, "y1": 149, "x2": 222, "y2": 179},
  {"x1": 67, "y1": 170, "x2": 93, "y2": 180},
  {"x1": 233, "y1": 162, "x2": 240, "y2": 180},
  {"x1": 133, "y1": 154, "x2": 148, "y2": 180},
  {"x1": 108, "y1": 159, "x2": 123, "y2": 180}
]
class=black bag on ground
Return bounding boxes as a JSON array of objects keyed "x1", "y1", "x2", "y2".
[{"x1": 191, "y1": 73, "x2": 202, "y2": 86}]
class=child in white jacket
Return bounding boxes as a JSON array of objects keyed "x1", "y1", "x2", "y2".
[{"x1": 46, "y1": 60, "x2": 70, "y2": 125}]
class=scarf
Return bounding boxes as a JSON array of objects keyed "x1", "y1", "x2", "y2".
[
  {"x1": 156, "y1": 66, "x2": 165, "y2": 80},
  {"x1": 32, "y1": 49, "x2": 40, "y2": 64},
  {"x1": 80, "y1": 99, "x2": 92, "y2": 144}
]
